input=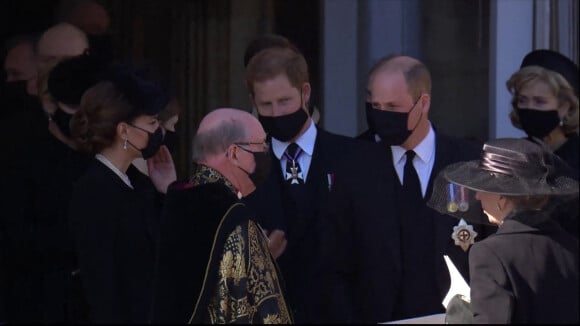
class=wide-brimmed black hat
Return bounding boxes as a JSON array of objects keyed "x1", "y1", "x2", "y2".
[
  {"x1": 445, "y1": 138, "x2": 577, "y2": 196},
  {"x1": 427, "y1": 138, "x2": 578, "y2": 224},
  {"x1": 520, "y1": 49, "x2": 579, "y2": 96}
]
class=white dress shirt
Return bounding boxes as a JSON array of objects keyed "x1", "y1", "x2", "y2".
[
  {"x1": 390, "y1": 124, "x2": 436, "y2": 198},
  {"x1": 272, "y1": 119, "x2": 317, "y2": 182}
]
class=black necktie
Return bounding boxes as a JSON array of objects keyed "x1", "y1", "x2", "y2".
[
  {"x1": 285, "y1": 143, "x2": 304, "y2": 185},
  {"x1": 403, "y1": 150, "x2": 422, "y2": 201}
]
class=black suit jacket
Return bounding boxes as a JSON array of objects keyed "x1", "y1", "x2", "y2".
[
  {"x1": 68, "y1": 160, "x2": 161, "y2": 323},
  {"x1": 346, "y1": 131, "x2": 495, "y2": 322},
  {"x1": 469, "y1": 212, "x2": 579, "y2": 323},
  {"x1": 243, "y1": 128, "x2": 357, "y2": 323},
  {"x1": 315, "y1": 139, "x2": 403, "y2": 323}
]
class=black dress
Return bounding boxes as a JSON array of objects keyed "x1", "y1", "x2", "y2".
[{"x1": 68, "y1": 159, "x2": 162, "y2": 323}]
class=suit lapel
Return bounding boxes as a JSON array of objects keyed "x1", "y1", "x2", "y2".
[{"x1": 306, "y1": 130, "x2": 328, "y2": 193}]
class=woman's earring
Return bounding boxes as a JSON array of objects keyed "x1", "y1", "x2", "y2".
[{"x1": 123, "y1": 138, "x2": 128, "y2": 150}]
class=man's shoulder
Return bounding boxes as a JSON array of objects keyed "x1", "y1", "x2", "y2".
[
  {"x1": 435, "y1": 132, "x2": 483, "y2": 161},
  {"x1": 317, "y1": 128, "x2": 357, "y2": 144}
]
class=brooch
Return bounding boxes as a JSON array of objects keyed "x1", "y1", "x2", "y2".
[{"x1": 451, "y1": 219, "x2": 478, "y2": 252}]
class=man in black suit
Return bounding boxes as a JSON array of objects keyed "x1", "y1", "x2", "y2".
[
  {"x1": 243, "y1": 46, "x2": 357, "y2": 323},
  {"x1": 362, "y1": 55, "x2": 494, "y2": 320}
]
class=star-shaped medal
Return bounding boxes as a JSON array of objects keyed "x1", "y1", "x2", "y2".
[
  {"x1": 285, "y1": 161, "x2": 303, "y2": 184},
  {"x1": 451, "y1": 220, "x2": 478, "y2": 252}
]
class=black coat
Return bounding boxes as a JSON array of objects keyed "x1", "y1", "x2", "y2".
[
  {"x1": 243, "y1": 128, "x2": 357, "y2": 323},
  {"x1": 315, "y1": 139, "x2": 403, "y2": 323},
  {"x1": 68, "y1": 159, "x2": 161, "y2": 323},
  {"x1": 1, "y1": 123, "x2": 90, "y2": 323},
  {"x1": 555, "y1": 133, "x2": 579, "y2": 180},
  {"x1": 469, "y1": 211, "x2": 579, "y2": 323},
  {"x1": 317, "y1": 129, "x2": 494, "y2": 322},
  {"x1": 553, "y1": 134, "x2": 579, "y2": 238}
]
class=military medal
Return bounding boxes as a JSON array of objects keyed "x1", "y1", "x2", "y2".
[
  {"x1": 284, "y1": 146, "x2": 304, "y2": 184},
  {"x1": 451, "y1": 219, "x2": 478, "y2": 252},
  {"x1": 447, "y1": 183, "x2": 459, "y2": 213},
  {"x1": 458, "y1": 186, "x2": 470, "y2": 212}
]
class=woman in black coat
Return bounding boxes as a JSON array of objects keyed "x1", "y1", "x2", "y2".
[
  {"x1": 506, "y1": 50, "x2": 579, "y2": 238},
  {"x1": 68, "y1": 66, "x2": 176, "y2": 323},
  {"x1": 430, "y1": 138, "x2": 579, "y2": 323}
]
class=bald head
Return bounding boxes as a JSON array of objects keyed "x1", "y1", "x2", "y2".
[
  {"x1": 198, "y1": 108, "x2": 258, "y2": 134},
  {"x1": 193, "y1": 108, "x2": 263, "y2": 162},
  {"x1": 66, "y1": 0, "x2": 111, "y2": 35},
  {"x1": 369, "y1": 55, "x2": 432, "y2": 98},
  {"x1": 37, "y1": 23, "x2": 89, "y2": 59}
]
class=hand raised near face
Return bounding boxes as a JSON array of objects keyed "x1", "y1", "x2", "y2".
[{"x1": 147, "y1": 145, "x2": 177, "y2": 194}]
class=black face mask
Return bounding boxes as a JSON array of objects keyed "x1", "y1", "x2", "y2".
[
  {"x1": 516, "y1": 107, "x2": 560, "y2": 139},
  {"x1": 1, "y1": 80, "x2": 38, "y2": 118},
  {"x1": 237, "y1": 146, "x2": 272, "y2": 188},
  {"x1": 162, "y1": 130, "x2": 178, "y2": 155},
  {"x1": 258, "y1": 108, "x2": 308, "y2": 142},
  {"x1": 128, "y1": 125, "x2": 164, "y2": 159},
  {"x1": 365, "y1": 99, "x2": 421, "y2": 146},
  {"x1": 53, "y1": 109, "x2": 74, "y2": 138}
]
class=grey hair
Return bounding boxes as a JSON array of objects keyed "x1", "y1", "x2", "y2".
[{"x1": 192, "y1": 119, "x2": 247, "y2": 162}]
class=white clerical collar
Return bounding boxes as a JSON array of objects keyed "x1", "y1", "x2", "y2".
[
  {"x1": 272, "y1": 119, "x2": 317, "y2": 160},
  {"x1": 391, "y1": 123, "x2": 436, "y2": 165},
  {"x1": 95, "y1": 154, "x2": 134, "y2": 189}
]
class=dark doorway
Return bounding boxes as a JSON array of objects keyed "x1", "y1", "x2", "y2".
[{"x1": 273, "y1": 0, "x2": 321, "y2": 110}]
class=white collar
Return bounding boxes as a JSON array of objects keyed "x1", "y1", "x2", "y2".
[
  {"x1": 95, "y1": 154, "x2": 134, "y2": 189},
  {"x1": 272, "y1": 119, "x2": 317, "y2": 159},
  {"x1": 391, "y1": 123, "x2": 436, "y2": 165}
]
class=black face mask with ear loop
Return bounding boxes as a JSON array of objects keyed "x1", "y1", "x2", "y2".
[
  {"x1": 53, "y1": 108, "x2": 75, "y2": 138},
  {"x1": 127, "y1": 124, "x2": 164, "y2": 159},
  {"x1": 365, "y1": 96, "x2": 423, "y2": 146},
  {"x1": 516, "y1": 107, "x2": 561, "y2": 139},
  {"x1": 234, "y1": 146, "x2": 272, "y2": 188},
  {"x1": 162, "y1": 130, "x2": 178, "y2": 155},
  {"x1": 256, "y1": 89, "x2": 309, "y2": 142}
]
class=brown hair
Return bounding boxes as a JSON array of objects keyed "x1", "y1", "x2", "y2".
[
  {"x1": 70, "y1": 81, "x2": 134, "y2": 154},
  {"x1": 507, "y1": 66, "x2": 579, "y2": 134},
  {"x1": 243, "y1": 34, "x2": 300, "y2": 68},
  {"x1": 368, "y1": 54, "x2": 432, "y2": 99},
  {"x1": 245, "y1": 47, "x2": 309, "y2": 95}
]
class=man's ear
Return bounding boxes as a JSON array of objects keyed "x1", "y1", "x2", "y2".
[
  {"x1": 302, "y1": 83, "x2": 311, "y2": 107},
  {"x1": 225, "y1": 144, "x2": 239, "y2": 164},
  {"x1": 419, "y1": 93, "x2": 431, "y2": 114}
]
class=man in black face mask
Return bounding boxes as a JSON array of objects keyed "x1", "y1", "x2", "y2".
[
  {"x1": 354, "y1": 55, "x2": 493, "y2": 321},
  {"x1": 243, "y1": 46, "x2": 358, "y2": 323},
  {"x1": 151, "y1": 108, "x2": 291, "y2": 323}
]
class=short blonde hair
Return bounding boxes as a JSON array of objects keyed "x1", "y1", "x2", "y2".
[{"x1": 506, "y1": 66, "x2": 579, "y2": 134}]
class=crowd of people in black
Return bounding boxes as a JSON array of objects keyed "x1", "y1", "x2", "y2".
[{"x1": 0, "y1": 1, "x2": 578, "y2": 324}]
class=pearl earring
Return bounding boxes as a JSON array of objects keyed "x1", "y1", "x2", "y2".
[{"x1": 123, "y1": 138, "x2": 128, "y2": 150}]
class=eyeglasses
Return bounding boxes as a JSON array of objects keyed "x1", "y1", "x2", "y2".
[{"x1": 234, "y1": 140, "x2": 270, "y2": 152}]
